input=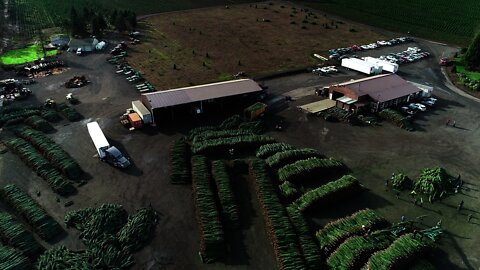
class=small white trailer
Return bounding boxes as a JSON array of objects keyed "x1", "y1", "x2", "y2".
[
  {"x1": 132, "y1": 100, "x2": 152, "y2": 124},
  {"x1": 363, "y1": 57, "x2": 399, "y2": 73},
  {"x1": 408, "y1": 81, "x2": 434, "y2": 97},
  {"x1": 341, "y1": 58, "x2": 382, "y2": 75}
]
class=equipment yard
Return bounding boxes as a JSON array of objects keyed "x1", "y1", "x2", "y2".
[{"x1": 0, "y1": 1, "x2": 480, "y2": 270}]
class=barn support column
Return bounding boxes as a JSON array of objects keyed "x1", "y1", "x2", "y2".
[{"x1": 151, "y1": 108, "x2": 157, "y2": 126}]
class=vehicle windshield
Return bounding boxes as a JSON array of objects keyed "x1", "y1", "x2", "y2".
[{"x1": 107, "y1": 147, "x2": 123, "y2": 158}]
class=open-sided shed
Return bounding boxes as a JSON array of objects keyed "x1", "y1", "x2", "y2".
[{"x1": 140, "y1": 79, "x2": 264, "y2": 124}]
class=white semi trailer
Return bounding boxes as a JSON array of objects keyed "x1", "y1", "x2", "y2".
[
  {"x1": 363, "y1": 57, "x2": 399, "y2": 73},
  {"x1": 87, "y1": 121, "x2": 130, "y2": 168},
  {"x1": 341, "y1": 58, "x2": 382, "y2": 75}
]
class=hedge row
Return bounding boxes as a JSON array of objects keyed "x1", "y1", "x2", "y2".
[
  {"x1": 192, "y1": 129, "x2": 253, "y2": 144},
  {"x1": 218, "y1": 114, "x2": 242, "y2": 130},
  {"x1": 25, "y1": 115, "x2": 54, "y2": 133},
  {"x1": 211, "y1": 160, "x2": 239, "y2": 228},
  {"x1": 188, "y1": 126, "x2": 218, "y2": 141},
  {"x1": 0, "y1": 184, "x2": 63, "y2": 241},
  {"x1": 191, "y1": 135, "x2": 275, "y2": 155},
  {"x1": 287, "y1": 207, "x2": 322, "y2": 269},
  {"x1": 249, "y1": 159, "x2": 305, "y2": 270},
  {"x1": 256, "y1": 143, "x2": 294, "y2": 159},
  {"x1": 290, "y1": 175, "x2": 361, "y2": 213},
  {"x1": 3, "y1": 137, "x2": 76, "y2": 196},
  {"x1": 379, "y1": 108, "x2": 414, "y2": 131},
  {"x1": 191, "y1": 155, "x2": 225, "y2": 263},
  {"x1": 0, "y1": 212, "x2": 44, "y2": 258},
  {"x1": 278, "y1": 157, "x2": 344, "y2": 183},
  {"x1": 15, "y1": 127, "x2": 83, "y2": 180},
  {"x1": 0, "y1": 245, "x2": 31, "y2": 269},
  {"x1": 265, "y1": 148, "x2": 321, "y2": 168},
  {"x1": 368, "y1": 233, "x2": 434, "y2": 270},
  {"x1": 56, "y1": 103, "x2": 82, "y2": 122},
  {"x1": 40, "y1": 109, "x2": 62, "y2": 122},
  {"x1": 0, "y1": 108, "x2": 41, "y2": 127},
  {"x1": 326, "y1": 232, "x2": 393, "y2": 269},
  {"x1": 169, "y1": 139, "x2": 191, "y2": 184},
  {"x1": 316, "y1": 209, "x2": 389, "y2": 255}
]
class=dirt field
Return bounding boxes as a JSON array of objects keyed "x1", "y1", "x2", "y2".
[
  {"x1": 127, "y1": 1, "x2": 385, "y2": 89},
  {"x1": 1, "y1": 5, "x2": 479, "y2": 270}
]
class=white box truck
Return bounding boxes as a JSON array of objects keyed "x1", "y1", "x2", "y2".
[
  {"x1": 363, "y1": 57, "x2": 399, "y2": 73},
  {"x1": 87, "y1": 121, "x2": 131, "y2": 168},
  {"x1": 341, "y1": 58, "x2": 383, "y2": 75},
  {"x1": 132, "y1": 100, "x2": 152, "y2": 124}
]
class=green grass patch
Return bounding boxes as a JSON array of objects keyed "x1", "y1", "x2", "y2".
[
  {"x1": 217, "y1": 72, "x2": 233, "y2": 81},
  {"x1": 0, "y1": 44, "x2": 57, "y2": 65},
  {"x1": 455, "y1": 63, "x2": 480, "y2": 80}
]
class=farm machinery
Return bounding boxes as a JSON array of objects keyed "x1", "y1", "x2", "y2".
[{"x1": 65, "y1": 76, "x2": 89, "y2": 88}]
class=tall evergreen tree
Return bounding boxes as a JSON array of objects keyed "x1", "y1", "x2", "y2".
[
  {"x1": 70, "y1": 7, "x2": 85, "y2": 35},
  {"x1": 114, "y1": 13, "x2": 127, "y2": 32},
  {"x1": 126, "y1": 11, "x2": 137, "y2": 30},
  {"x1": 110, "y1": 9, "x2": 118, "y2": 26},
  {"x1": 91, "y1": 15, "x2": 101, "y2": 36},
  {"x1": 465, "y1": 31, "x2": 480, "y2": 69},
  {"x1": 97, "y1": 14, "x2": 107, "y2": 31}
]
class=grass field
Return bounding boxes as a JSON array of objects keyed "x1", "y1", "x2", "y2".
[
  {"x1": 127, "y1": 1, "x2": 385, "y2": 89},
  {"x1": 299, "y1": 0, "x2": 480, "y2": 46},
  {"x1": 0, "y1": 44, "x2": 58, "y2": 65}
]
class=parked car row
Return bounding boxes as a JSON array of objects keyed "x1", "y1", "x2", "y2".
[
  {"x1": 312, "y1": 66, "x2": 338, "y2": 75},
  {"x1": 400, "y1": 97, "x2": 437, "y2": 115},
  {"x1": 378, "y1": 47, "x2": 430, "y2": 65},
  {"x1": 328, "y1": 36, "x2": 413, "y2": 59}
]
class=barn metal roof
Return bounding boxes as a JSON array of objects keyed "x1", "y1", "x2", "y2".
[
  {"x1": 142, "y1": 79, "x2": 263, "y2": 109},
  {"x1": 336, "y1": 96, "x2": 357, "y2": 104},
  {"x1": 333, "y1": 74, "x2": 421, "y2": 102}
]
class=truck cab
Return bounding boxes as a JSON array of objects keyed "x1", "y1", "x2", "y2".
[{"x1": 100, "y1": 146, "x2": 131, "y2": 168}]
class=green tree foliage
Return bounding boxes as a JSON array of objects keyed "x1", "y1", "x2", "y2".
[
  {"x1": 465, "y1": 31, "x2": 480, "y2": 69},
  {"x1": 92, "y1": 14, "x2": 107, "y2": 36},
  {"x1": 114, "y1": 12, "x2": 127, "y2": 32},
  {"x1": 126, "y1": 11, "x2": 137, "y2": 30},
  {"x1": 110, "y1": 9, "x2": 118, "y2": 26},
  {"x1": 69, "y1": 7, "x2": 86, "y2": 36}
]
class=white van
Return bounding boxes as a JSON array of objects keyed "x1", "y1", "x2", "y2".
[{"x1": 76, "y1": 48, "x2": 82, "y2": 55}]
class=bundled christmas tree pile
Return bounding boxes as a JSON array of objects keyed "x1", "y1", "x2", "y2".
[
  {"x1": 392, "y1": 173, "x2": 413, "y2": 191},
  {"x1": 414, "y1": 167, "x2": 455, "y2": 200},
  {"x1": 50, "y1": 204, "x2": 159, "y2": 269}
]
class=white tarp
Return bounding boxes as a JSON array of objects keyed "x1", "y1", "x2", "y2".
[{"x1": 96, "y1": 41, "x2": 106, "y2": 50}]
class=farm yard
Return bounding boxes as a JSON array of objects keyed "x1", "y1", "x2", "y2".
[
  {"x1": 128, "y1": 1, "x2": 384, "y2": 89},
  {"x1": 300, "y1": 0, "x2": 480, "y2": 46},
  {"x1": 0, "y1": 0, "x2": 480, "y2": 270}
]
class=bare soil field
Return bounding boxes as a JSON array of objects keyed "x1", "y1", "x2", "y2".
[{"x1": 127, "y1": 1, "x2": 385, "y2": 89}]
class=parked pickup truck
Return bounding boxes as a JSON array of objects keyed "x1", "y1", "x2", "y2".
[{"x1": 87, "y1": 121, "x2": 131, "y2": 168}]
